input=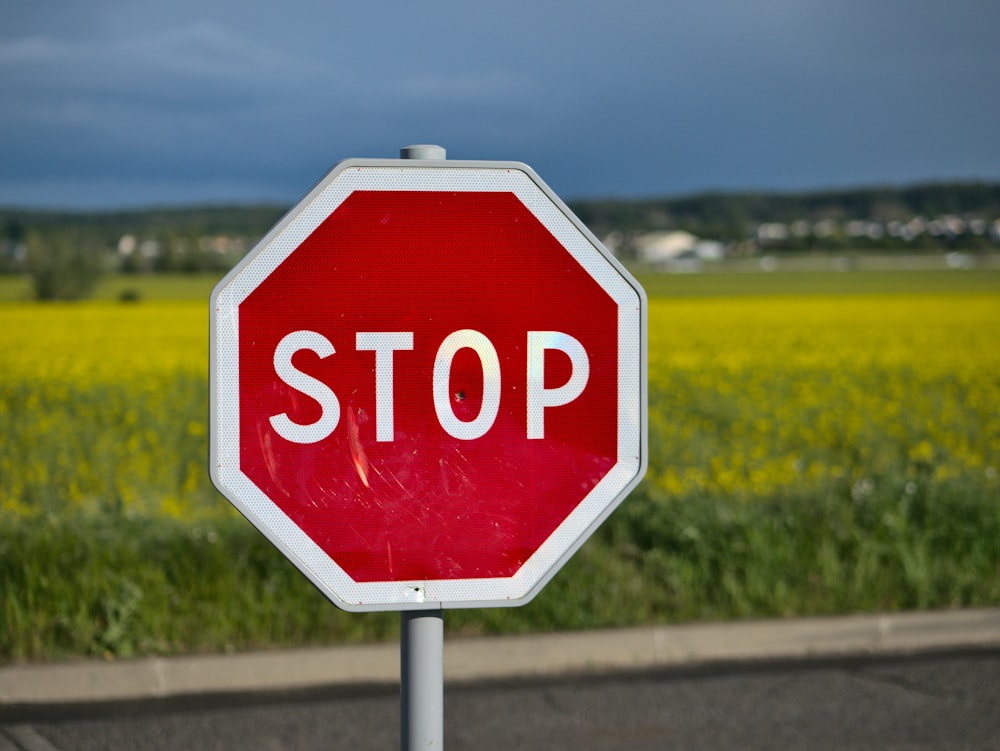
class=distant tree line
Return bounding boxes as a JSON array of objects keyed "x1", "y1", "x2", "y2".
[
  {"x1": 2, "y1": 182, "x2": 999, "y2": 299},
  {"x1": 570, "y1": 181, "x2": 1000, "y2": 255},
  {"x1": 1, "y1": 205, "x2": 286, "y2": 299}
]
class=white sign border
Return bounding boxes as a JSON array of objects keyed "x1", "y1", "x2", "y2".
[{"x1": 210, "y1": 158, "x2": 648, "y2": 612}]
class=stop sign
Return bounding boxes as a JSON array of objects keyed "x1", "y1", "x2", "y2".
[{"x1": 210, "y1": 157, "x2": 646, "y2": 611}]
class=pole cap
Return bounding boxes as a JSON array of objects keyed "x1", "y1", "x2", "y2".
[{"x1": 400, "y1": 144, "x2": 446, "y2": 160}]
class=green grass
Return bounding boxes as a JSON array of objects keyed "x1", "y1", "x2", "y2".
[
  {"x1": 0, "y1": 273, "x2": 225, "y2": 303},
  {"x1": 0, "y1": 514, "x2": 398, "y2": 660},
  {"x1": 2, "y1": 262, "x2": 999, "y2": 304},
  {"x1": 4, "y1": 476, "x2": 998, "y2": 661},
  {"x1": 632, "y1": 268, "x2": 1000, "y2": 298}
]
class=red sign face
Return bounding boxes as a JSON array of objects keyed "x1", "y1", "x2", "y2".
[
  {"x1": 211, "y1": 161, "x2": 645, "y2": 611},
  {"x1": 239, "y1": 189, "x2": 617, "y2": 582}
]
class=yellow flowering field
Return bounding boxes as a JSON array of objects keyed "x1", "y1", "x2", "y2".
[
  {"x1": 1, "y1": 289, "x2": 998, "y2": 522},
  {"x1": 2, "y1": 280, "x2": 1000, "y2": 658},
  {"x1": 646, "y1": 293, "x2": 1000, "y2": 503},
  {"x1": 0, "y1": 302, "x2": 214, "y2": 520}
]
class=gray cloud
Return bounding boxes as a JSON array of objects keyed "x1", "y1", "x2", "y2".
[{"x1": 1, "y1": 0, "x2": 998, "y2": 208}]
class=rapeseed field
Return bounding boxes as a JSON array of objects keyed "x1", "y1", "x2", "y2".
[
  {"x1": 3, "y1": 292, "x2": 996, "y2": 522},
  {"x1": 646, "y1": 294, "x2": 999, "y2": 503},
  {"x1": 1, "y1": 275, "x2": 998, "y2": 658},
  {"x1": 0, "y1": 302, "x2": 213, "y2": 520}
]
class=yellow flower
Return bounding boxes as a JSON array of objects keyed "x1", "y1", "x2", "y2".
[{"x1": 1, "y1": 288, "x2": 998, "y2": 521}]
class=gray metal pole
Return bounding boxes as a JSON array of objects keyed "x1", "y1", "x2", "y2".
[
  {"x1": 401, "y1": 609, "x2": 444, "y2": 750},
  {"x1": 399, "y1": 143, "x2": 446, "y2": 751}
]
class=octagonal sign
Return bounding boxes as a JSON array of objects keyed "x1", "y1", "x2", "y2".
[{"x1": 210, "y1": 158, "x2": 647, "y2": 611}]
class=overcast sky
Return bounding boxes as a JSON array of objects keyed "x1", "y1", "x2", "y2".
[{"x1": 2, "y1": 0, "x2": 998, "y2": 209}]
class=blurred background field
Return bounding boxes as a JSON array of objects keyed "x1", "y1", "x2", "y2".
[{"x1": 2, "y1": 268, "x2": 999, "y2": 662}]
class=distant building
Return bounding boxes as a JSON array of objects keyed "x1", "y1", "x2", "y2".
[{"x1": 634, "y1": 231, "x2": 724, "y2": 264}]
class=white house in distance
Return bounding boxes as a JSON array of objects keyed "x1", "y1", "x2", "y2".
[{"x1": 633, "y1": 230, "x2": 724, "y2": 271}]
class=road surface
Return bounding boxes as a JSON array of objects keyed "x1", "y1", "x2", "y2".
[{"x1": 2, "y1": 647, "x2": 997, "y2": 751}]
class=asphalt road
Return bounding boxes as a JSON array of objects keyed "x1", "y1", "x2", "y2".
[{"x1": 2, "y1": 648, "x2": 998, "y2": 751}]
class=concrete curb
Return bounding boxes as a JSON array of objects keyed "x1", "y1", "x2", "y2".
[{"x1": 2, "y1": 608, "x2": 998, "y2": 705}]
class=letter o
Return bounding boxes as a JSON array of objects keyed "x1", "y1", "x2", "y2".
[{"x1": 433, "y1": 330, "x2": 501, "y2": 440}]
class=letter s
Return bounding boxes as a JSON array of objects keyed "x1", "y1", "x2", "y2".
[{"x1": 269, "y1": 330, "x2": 340, "y2": 444}]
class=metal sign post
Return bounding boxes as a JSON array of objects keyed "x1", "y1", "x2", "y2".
[
  {"x1": 399, "y1": 145, "x2": 446, "y2": 751},
  {"x1": 401, "y1": 608, "x2": 444, "y2": 750}
]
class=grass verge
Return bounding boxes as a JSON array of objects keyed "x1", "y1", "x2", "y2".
[{"x1": 3, "y1": 477, "x2": 997, "y2": 662}]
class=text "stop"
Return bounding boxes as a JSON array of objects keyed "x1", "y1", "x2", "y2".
[{"x1": 270, "y1": 329, "x2": 589, "y2": 445}]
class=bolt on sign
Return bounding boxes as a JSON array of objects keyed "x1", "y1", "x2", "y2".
[{"x1": 210, "y1": 158, "x2": 647, "y2": 611}]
